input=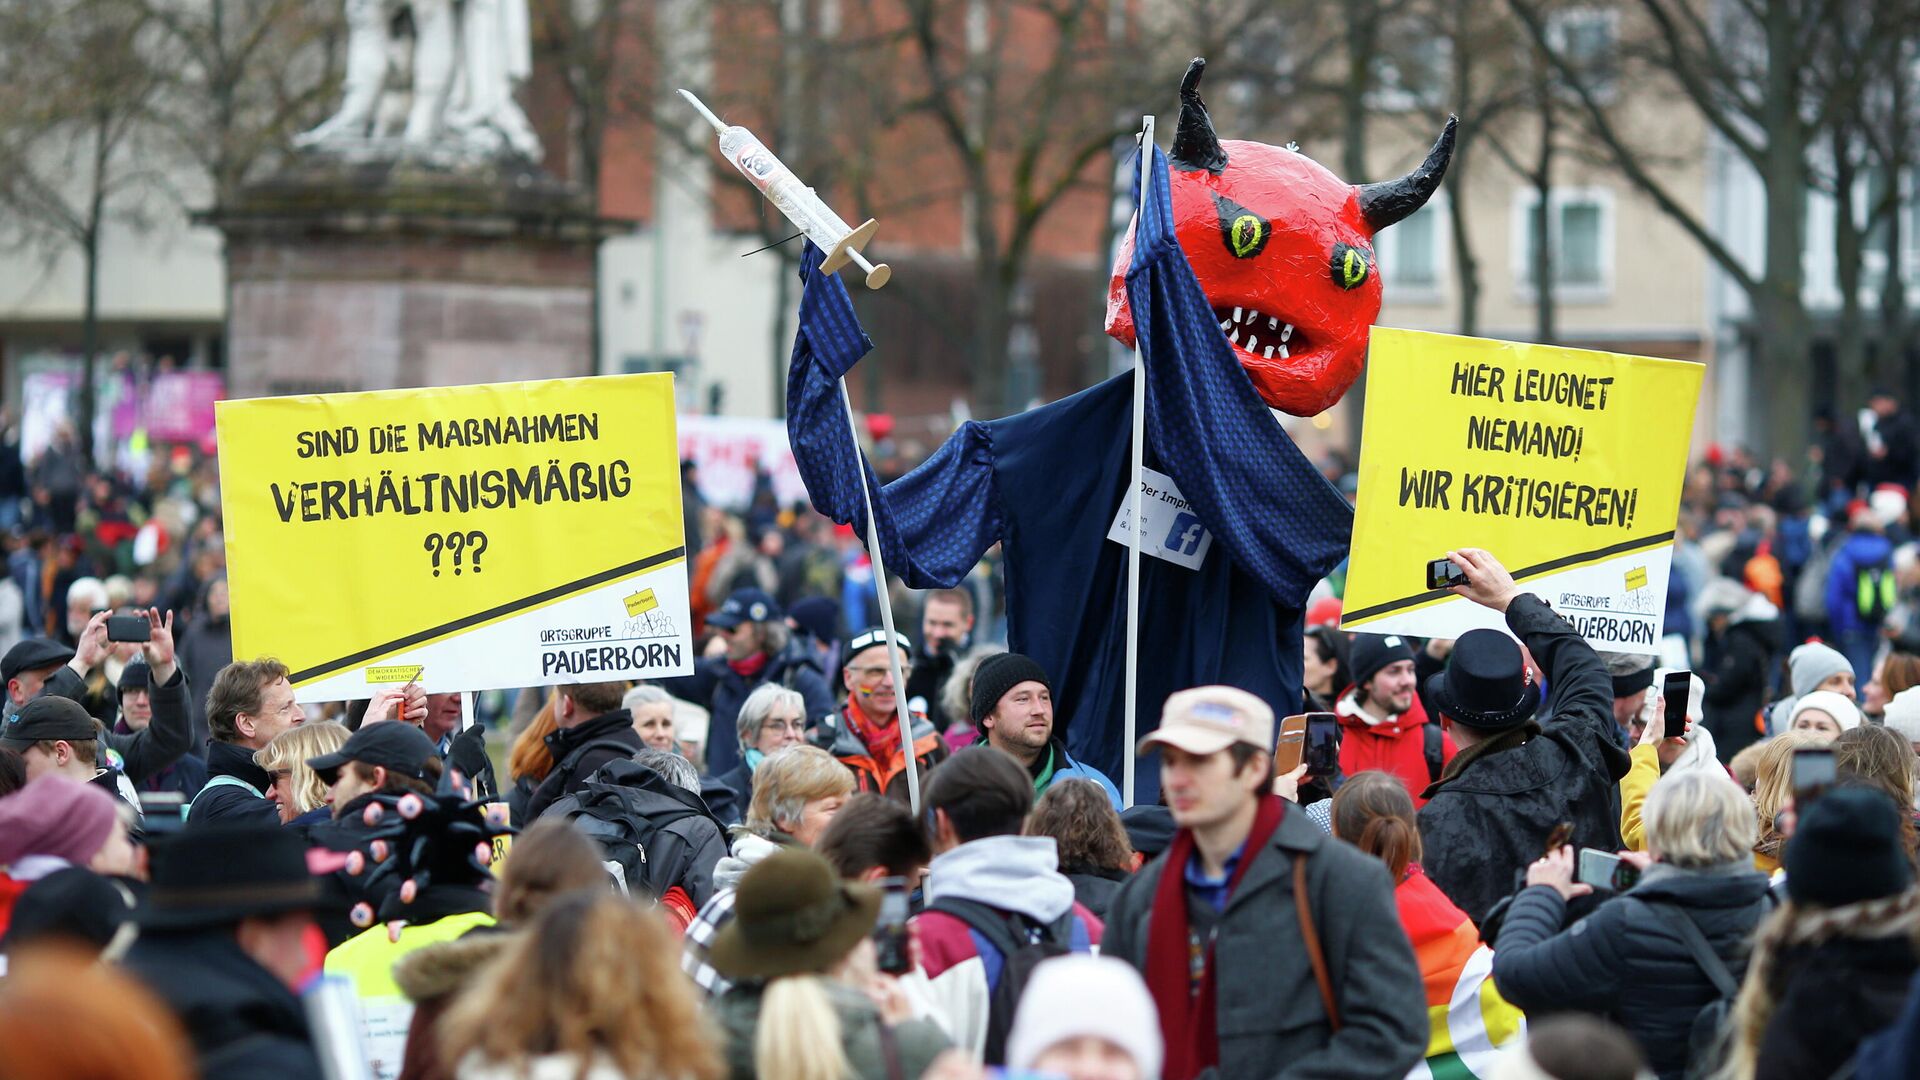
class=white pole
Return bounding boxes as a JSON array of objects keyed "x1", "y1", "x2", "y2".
[
  {"x1": 839, "y1": 381, "x2": 923, "y2": 814},
  {"x1": 1123, "y1": 116, "x2": 1154, "y2": 810}
]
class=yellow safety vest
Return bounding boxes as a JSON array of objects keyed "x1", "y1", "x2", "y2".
[{"x1": 324, "y1": 909, "x2": 497, "y2": 1000}]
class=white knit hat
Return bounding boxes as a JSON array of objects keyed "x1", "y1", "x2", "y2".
[
  {"x1": 1788, "y1": 689, "x2": 1863, "y2": 733},
  {"x1": 1883, "y1": 686, "x2": 1920, "y2": 744},
  {"x1": 1005, "y1": 955, "x2": 1163, "y2": 1079}
]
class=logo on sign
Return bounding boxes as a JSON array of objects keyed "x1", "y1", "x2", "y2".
[{"x1": 1165, "y1": 513, "x2": 1205, "y2": 556}]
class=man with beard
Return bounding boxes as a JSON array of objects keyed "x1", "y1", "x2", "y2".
[
  {"x1": 1336, "y1": 634, "x2": 1454, "y2": 808},
  {"x1": 972, "y1": 653, "x2": 1120, "y2": 808}
]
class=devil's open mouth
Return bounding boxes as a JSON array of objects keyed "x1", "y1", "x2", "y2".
[{"x1": 1214, "y1": 305, "x2": 1303, "y2": 361}]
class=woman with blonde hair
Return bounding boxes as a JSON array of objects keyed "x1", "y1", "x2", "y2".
[
  {"x1": 715, "y1": 746, "x2": 855, "y2": 891},
  {"x1": 254, "y1": 720, "x2": 349, "y2": 825},
  {"x1": 1726, "y1": 787, "x2": 1920, "y2": 1080},
  {"x1": 708, "y1": 849, "x2": 949, "y2": 1080},
  {"x1": 442, "y1": 890, "x2": 723, "y2": 1080},
  {"x1": 1750, "y1": 730, "x2": 1825, "y2": 872}
]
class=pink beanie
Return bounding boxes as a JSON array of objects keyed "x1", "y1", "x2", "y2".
[{"x1": 0, "y1": 775, "x2": 118, "y2": 867}]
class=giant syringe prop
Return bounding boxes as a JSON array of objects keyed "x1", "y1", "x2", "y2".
[
  {"x1": 680, "y1": 89, "x2": 891, "y2": 289},
  {"x1": 680, "y1": 87, "x2": 921, "y2": 810}
]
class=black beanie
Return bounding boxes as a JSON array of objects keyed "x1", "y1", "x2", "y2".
[
  {"x1": 970, "y1": 653, "x2": 1052, "y2": 724},
  {"x1": 1349, "y1": 634, "x2": 1415, "y2": 690},
  {"x1": 1786, "y1": 786, "x2": 1916, "y2": 908}
]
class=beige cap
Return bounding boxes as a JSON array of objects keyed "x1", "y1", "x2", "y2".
[{"x1": 1138, "y1": 685, "x2": 1274, "y2": 756}]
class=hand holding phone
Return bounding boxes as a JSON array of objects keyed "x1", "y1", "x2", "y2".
[
  {"x1": 107, "y1": 612, "x2": 152, "y2": 643},
  {"x1": 1575, "y1": 847, "x2": 1641, "y2": 892}
]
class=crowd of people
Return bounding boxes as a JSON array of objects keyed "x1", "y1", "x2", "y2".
[{"x1": 10, "y1": 396, "x2": 1920, "y2": 1080}]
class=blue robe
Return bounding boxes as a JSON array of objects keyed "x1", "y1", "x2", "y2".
[{"x1": 785, "y1": 147, "x2": 1352, "y2": 802}]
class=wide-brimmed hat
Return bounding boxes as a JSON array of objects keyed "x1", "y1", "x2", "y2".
[
  {"x1": 1425, "y1": 629, "x2": 1541, "y2": 731},
  {"x1": 138, "y1": 824, "x2": 322, "y2": 930},
  {"x1": 707, "y1": 848, "x2": 880, "y2": 980}
]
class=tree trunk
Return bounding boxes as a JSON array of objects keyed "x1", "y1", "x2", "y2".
[
  {"x1": 1342, "y1": 1, "x2": 1377, "y2": 182},
  {"x1": 970, "y1": 250, "x2": 1010, "y2": 415},
  {"x1": 1754, "y1": 0, "x2": 1812, "y2": 456},
  {"x1": 1833, "y1": 131, "x2": 1867, "y2": 407},
  {"x1": 1532, "y1": 63, "x2": 1555, "y2": 344}
]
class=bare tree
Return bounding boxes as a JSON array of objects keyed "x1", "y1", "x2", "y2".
[
  {"x1": 1507, "y1": 0, "x2": 1846, "y2": 453},
  {"x1": 0, "y1": 0, "x2": 165, "y2": 460}
]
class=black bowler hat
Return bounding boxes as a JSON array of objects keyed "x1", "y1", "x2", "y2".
[
  {"x1": 138, "y1": 824, "x2": 321, "y2": 930},
  {"x1": 0, "y1": 696, "x2": 98, "y2": 753},
  {"x1": 306, "y1": 721, "x2": 439, "y2": 786},
  {"x1": 1, "y1": 638, "x2": 73, "y2": 684},
  {"x1": 1426, "y1": 629, "x2": 1541, "y2": 731}
]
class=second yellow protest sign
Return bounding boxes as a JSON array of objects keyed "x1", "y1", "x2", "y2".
[
  {"x1": 216, "y1": 374, "x2": 692, "y2": 701},
  {"x1": 1342, "y1": 328, "x2": 1703, "y2": 650}
]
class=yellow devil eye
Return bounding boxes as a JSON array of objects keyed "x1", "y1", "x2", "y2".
[
  {"x1": 1212, "y1": 192, "x2": 1271, "y2": 259},
  {"x1": 1331, "y1": 243, "x2": 1370, "y2": 289},
  {"x1": 1230, "y1": 215, "x2": 1267, "y2": 258}
]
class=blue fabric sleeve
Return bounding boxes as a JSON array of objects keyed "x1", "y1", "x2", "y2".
[
  {"x1": 785, "y1": 245, "x2": 1004, "y2": 588},
  {"x1": 1123, "y1": 148, "x2": 1354, "y2": 608}
]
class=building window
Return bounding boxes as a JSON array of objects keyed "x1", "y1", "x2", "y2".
[
  {"x1": 1546, "y1": 8, "x2": 1619, "y2": 102},
  {"x1": 1513, "y1": 188, "x2": 1615, "y2": 300},
  {"x1": 1378, "y1": 194, "x2": 1447, "y2": 299}
]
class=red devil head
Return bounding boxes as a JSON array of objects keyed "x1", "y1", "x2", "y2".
[{"x1": 1106, "y1": 59, "x2": 1456, "y2": 417}]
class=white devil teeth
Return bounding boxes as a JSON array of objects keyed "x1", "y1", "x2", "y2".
[
  {"x1": 1219, "y1": 320, "x2": 1233, "y2": 332},
  {"x1": 1229, "y1": 328, "x2": 1240, "y2": 343},
  {"x1": 1280, "y1": 344, "x2": 1290, "y2": 359},
  {"x1": 1268, "y1": 316, "x2": 1279, "y2": 330},
  {"x1": 1246, "y1": 335, "x2": 1259, "y2": 352},
  {"x1": 1233, "y1": 307, "x2": 1243, "y2": 323},
  {"x1": 1263, "y1": 346, "x2": 1274, "y2": 359},
  {"x1": 1281, "y1": 323, "x2": 1294, "y2": 343}
]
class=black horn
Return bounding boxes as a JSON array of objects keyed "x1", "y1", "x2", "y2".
[
  {"x1": 1357, "y1": 115, "x2": 1458, "y2": 232},
  {"x1": 1169, "y1": 58, "x2": 1228, "y2": 174}
]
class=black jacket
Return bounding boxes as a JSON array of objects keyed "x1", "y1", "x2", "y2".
[
  {"x1": 1104, "y1": 805, "x2": 1427, "y2": 1079},
  {"x1": 1061, "y1": 865, "x2": 1128, "y2": 919},
  {"x1": 711, "y1": 762, "x2": 754, "y2": 826},
  {"x1": 1491, "y1": 864, "x2": 1773, "y2": 1079},
  {"x1": 1417, "y1": 595, "x2": 1631, "y2": 926},
  {"x1": 523, "y1": 709, "x2": 643, "y2": 822},
  {"x1": 188, "y1": 740, "x2": 281, "y2": 826},
  {"x1": 42, "y1": 662, "x2": 192, "y2": 785},
  {"x1": 1756, "y1": 935, "x2": 1920, "y2": 1080},
  {"x1": 177, "y1": 613, "x2": 232, "y2": 750},
  {"x1": 1702, "y1": 611, "x2": 1779, "y2": 763},
  {"x1": 123, "y1": 927, "x2": 324, "y2": 1080}
]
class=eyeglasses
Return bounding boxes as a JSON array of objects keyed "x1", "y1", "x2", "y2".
[
  {"x1": 760, "y1": 717, "x2": 806, "y2": 734},
  {"x1": 849, "y1": 664, "x2": 911, "y2": 682}
]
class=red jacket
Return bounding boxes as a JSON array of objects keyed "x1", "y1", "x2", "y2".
[{"x1": 1335, "y1": 688, "x2": 1455, "y2": 807}]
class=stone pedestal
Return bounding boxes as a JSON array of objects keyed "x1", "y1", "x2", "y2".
[{"x1": 204, "y1": 160, "x2": 626, "y2": 397}]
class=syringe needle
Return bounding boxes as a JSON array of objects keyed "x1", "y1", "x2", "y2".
[{"x1": 677, "y1": 89, "x2": 726, "y2": 133}]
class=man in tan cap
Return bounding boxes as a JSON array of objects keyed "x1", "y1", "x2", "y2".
[{"x1": 1101, "y1": 686, "x2": 1425, "y2": 1080}]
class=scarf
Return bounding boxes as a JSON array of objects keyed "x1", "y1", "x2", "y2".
[
  {"x1": 1146, "y1": 794, "x2": 1287, "y2": 1080},
  {"x1": 728, "y1": 652, "x2": 770, "y2": 679}
]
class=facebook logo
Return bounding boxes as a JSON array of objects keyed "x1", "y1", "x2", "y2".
[{"x1": 1164, "y1": 512, "x2": 1205, "y2": 556}]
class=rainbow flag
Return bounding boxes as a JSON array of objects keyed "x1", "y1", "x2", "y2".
[{"x1": 1399, "y1": 868, "x2": 1526, "y2": 1079}]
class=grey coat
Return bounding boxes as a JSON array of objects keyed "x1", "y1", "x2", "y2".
[{"x1": 1103, "y1": 805, "x2": 1428, "y2": 1080}]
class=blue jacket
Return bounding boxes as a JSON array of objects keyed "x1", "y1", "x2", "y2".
[
  {"x1": 1044, "y1": 743, "x2": 1122, "y2": 810},
  {"x1": 784, "y1": 148, "x2": 1351, "y2": 804},
  {"x1": 1826, "y1": 530, "x2": 1896, "y2": 635}
]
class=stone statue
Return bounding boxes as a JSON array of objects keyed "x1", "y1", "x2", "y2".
[{"x1": 296, "y1": 0, "x2": 542, "y2": 163}]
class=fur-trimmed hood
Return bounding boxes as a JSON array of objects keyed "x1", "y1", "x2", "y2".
[{"x1": 393, "y1": 928, "x2": 515, "y2": 1003}]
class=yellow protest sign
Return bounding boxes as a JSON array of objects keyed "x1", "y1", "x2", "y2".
[
  {"x1": 216, "y1": 374, "x2": 693, "y2": 701},
  {"x1": 1342, "y1": 329, "x2": 1703, "y2": 650}
]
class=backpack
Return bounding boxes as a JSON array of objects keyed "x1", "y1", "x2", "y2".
[
  {"x1": 547, "y1": 752, "x2": 705, "y2": 899},
  {"x1": 1649, "y1": 901, "x2": 1743, "y2": 1080},
  {"x1": 1858, "y1": 558, "x2": 1898, "y2": 623},
  {"x1": 926, "y1": 896, "x2": 1086, "y2": 1064}
]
